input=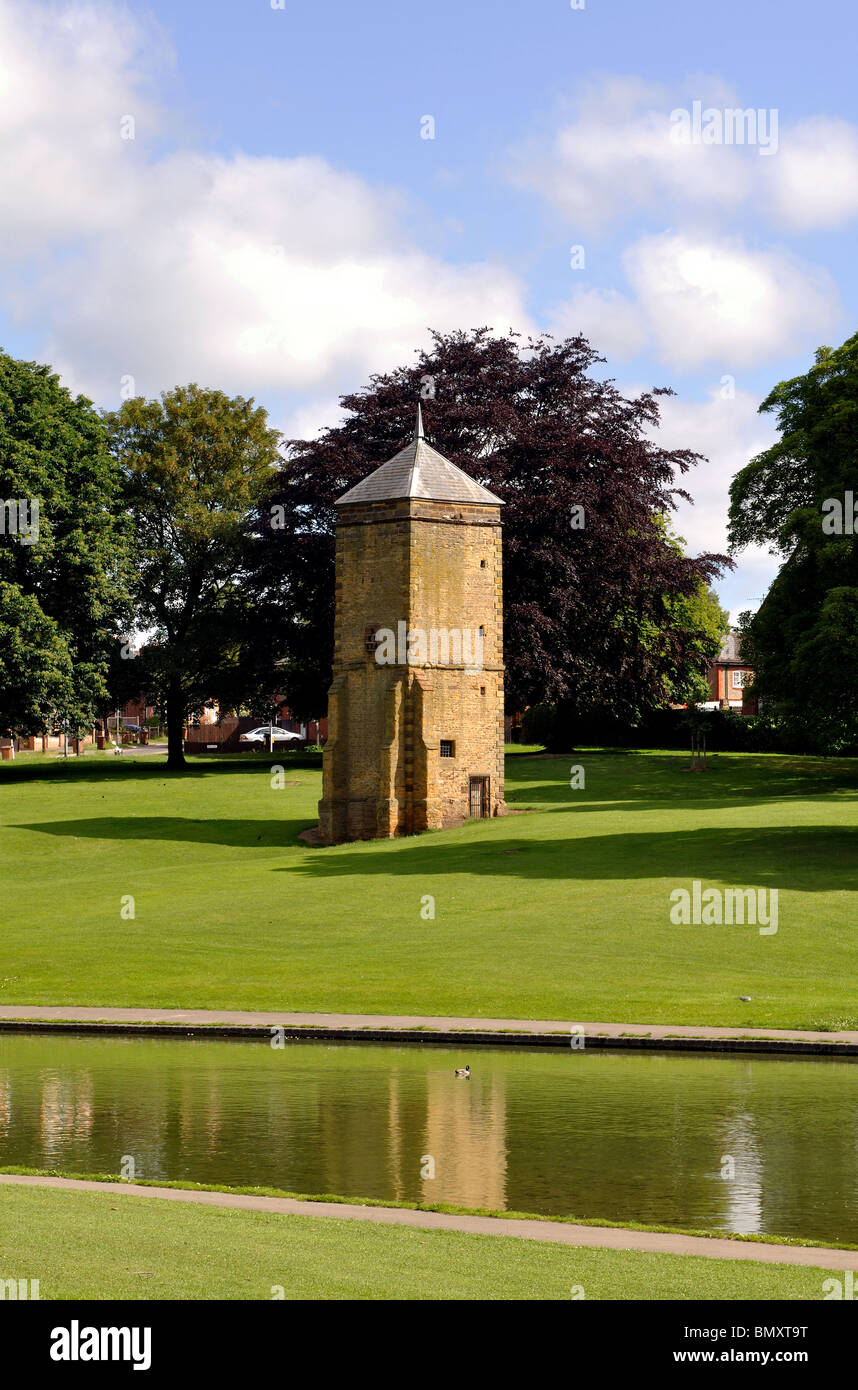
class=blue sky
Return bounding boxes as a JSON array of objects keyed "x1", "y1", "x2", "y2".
[{"x1": 1, "y1": 0, "x2": 857, "y2": 620}]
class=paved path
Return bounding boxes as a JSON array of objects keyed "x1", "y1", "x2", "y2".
[
  {"x1": 0, "y1": 1173, "x2": 854, "y2": 1270},
  {"x1": 0, "y1": 1005, "x2": 857, "y2": 1050}
]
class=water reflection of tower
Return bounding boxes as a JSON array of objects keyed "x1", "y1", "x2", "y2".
[
  {"x1": 387, "y1": 1072, "x2": 404, "y2": 1200},
  {"x1": 422, "y1": 1070, "x2": 508, "y2": 1209},
  {"x1": 179, "y1": 1071, "x2": 223, "y2": 1157},
  {"x1": 0, "y1": 1071, "x2": 10, "y2": 1137},
  {"x1": 39, "y1": 1070, "x2": 94, "y2": 1156}
]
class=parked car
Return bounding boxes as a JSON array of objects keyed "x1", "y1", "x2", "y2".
[{"x1": 239, "y1": 726, "x2": 303, "y2": 746}]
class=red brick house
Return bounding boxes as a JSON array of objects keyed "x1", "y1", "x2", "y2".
[{"x1": 705, "y1": 632, "x2": 757, "y2": 714}]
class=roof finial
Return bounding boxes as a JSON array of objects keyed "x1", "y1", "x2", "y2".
[{"x1": 414, "y1": 401, "x2": 425, "y2": 441}]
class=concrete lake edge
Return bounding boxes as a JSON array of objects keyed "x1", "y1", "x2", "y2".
[{"x1": 1, "y1": 1007, "x2": 858, "y2": 1056}]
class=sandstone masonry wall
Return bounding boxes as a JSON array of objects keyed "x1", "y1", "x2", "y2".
[{"x1": 319, "y1": 496, "x2": 505, "y2": 843}]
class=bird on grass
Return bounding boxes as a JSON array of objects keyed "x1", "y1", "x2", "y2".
[{"x1": 454, "y1": 1065, "x2": 470, "y2": 1079}]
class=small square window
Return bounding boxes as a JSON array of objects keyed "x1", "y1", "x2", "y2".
[
  {"x1": 364, "y1": 626, "x2": 379, "y2": 655},
  {"x1": 440, "y1": 740, "x2": 455, "y2": 758},
  {"x1": 732, "y1": 669, "x2": 750, "y2": 689}
]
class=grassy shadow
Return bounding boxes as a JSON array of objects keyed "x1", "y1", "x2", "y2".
[
  {"x1": 0, "y1": 753, "x2": 322, "y2": 786},
  {"x1": 14, "y1": 816, "x2": 313, "y2": 848},
  {"x1": 280, "y1": 824, "x2": 858, "y2": 891},
  {"x1": 506, "y1": 753, "x2": 858, "y2": 813}
]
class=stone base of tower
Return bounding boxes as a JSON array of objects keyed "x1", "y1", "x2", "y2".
[
  {"x1": 316, "y1": 794, "x2": 506, "y2": 845},
  {"x1": 316, "y1": 662, "x2": 505, "y2": 845},
  {"x1": 317, "y1": 794, "x2": 415, "y2": 844}
]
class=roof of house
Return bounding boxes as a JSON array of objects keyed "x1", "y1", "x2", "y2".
[
  {"x1": 335, "y1": 405, "x2": 504, "y2": 507},
  {"x1": 717, "y1": 631, "x2": 744, "y2": 664}
]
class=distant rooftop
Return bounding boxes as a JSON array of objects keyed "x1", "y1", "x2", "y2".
[
  {"x1": 335, "y1": 405, "x2": 503, "y2": 507},
  {"x1": 717, "y1": 631, "x2": 744, "y2": 664}
]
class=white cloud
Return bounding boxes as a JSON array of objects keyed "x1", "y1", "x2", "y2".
[
  {"x1": 639, "y1": 382, "x2": 780, "y2": 620},
  {"x1": 0, "y1": 1, "x2": 165, "y2": 255},
  {"x1": 511, "y1": 75, "x2": 858, "y2": 237},
  {"x1": 717, "y1": 547, "x2": 779, "y2": 625},
  {"x1": 0, "y1": 1, "x2": 530, "y2": 404},
  {"x1": 509, "y1": 77, "x2": 754, "y2": 234},
  {"x1": 546, "y1": 286, "x2": 649, "y2": 360},
  {"x1": 622, "y1": 232, "x2": 840, "y2": 370},
  {"x1": 768, "y1": 117, "x2": 858, "y2": 230},
  {"x1": 648, "y1": 383, "x2": 775, "y2": 549},
  {"x1": 543, "y1": 233, "x2": 840, "y2": 372},
  {"x1": 279, "y1": 395, "x2": 348, "y2": 444},
  {"x1": 38, "y1": 150, "x2": 530, "y2": 402}
]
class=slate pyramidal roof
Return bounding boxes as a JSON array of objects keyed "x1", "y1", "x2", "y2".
[{"x1": 335, "y1": 405, "x2": 503, "y2": 508}]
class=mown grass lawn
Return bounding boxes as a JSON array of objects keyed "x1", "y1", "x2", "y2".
[
  {"x1": 1, "y1": 749, "x2": 857, "y2": 1028},
  {"x1": 0, "y1": 1182, "x2": 836, "y2": 1300}
]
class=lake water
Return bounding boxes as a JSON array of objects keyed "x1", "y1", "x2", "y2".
[{"x1": 0, "y1": 1033, "x2": 855, "y2": 1245}]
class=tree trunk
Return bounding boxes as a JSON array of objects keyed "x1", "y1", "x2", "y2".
[{"x1": 166, "y1": 681, "x2": 186, "y2": 769}]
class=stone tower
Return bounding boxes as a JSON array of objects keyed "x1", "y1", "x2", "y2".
[{"x1": 318, "y1": 408, "x2": 505, "y2": 844}]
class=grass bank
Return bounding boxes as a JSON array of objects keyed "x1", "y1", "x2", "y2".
[
  {"x1": 1, "y1": 750, "x2": 856, "y2": 1028},
  {"x1": 0, "y1": 1180, "x2": 838, "y2": 1300}
]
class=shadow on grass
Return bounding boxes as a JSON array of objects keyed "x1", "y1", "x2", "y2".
[
  {"x1": 506, "y1": 753, "x2": 858, "y2": 814},
  {"x1": 277, "y1": 824, "x2": 858, "y2": 891},
  {"x1": 0, "y1": 754, "x2": 322, "y2": 785},
  {"x1": 25, "y1": 814, "x2": 855, "y2": 890},
  {"x1": 14, "y1": 816, "x2": 312, "y2": 848}
]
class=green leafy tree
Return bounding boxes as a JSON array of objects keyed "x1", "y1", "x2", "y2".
[
  {"x1": 0, "y1": 583, "x2": 75, "y2": 736},
  {"x1": 662, "y1": 581, "x2": 730, "y2": 706},
  {"x1": 0, "y1": 350, "x2": 128, "y2": 735},
  {"x1": 105, "y1": 385, "x2": 282, "y2": 768},
  {"x1": 729, "y1": 334, "x2": 858, "y2": 751}
]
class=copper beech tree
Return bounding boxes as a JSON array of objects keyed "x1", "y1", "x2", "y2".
[{"x1": 255, "y1": 329, "x2": 729, "y2": 738}]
